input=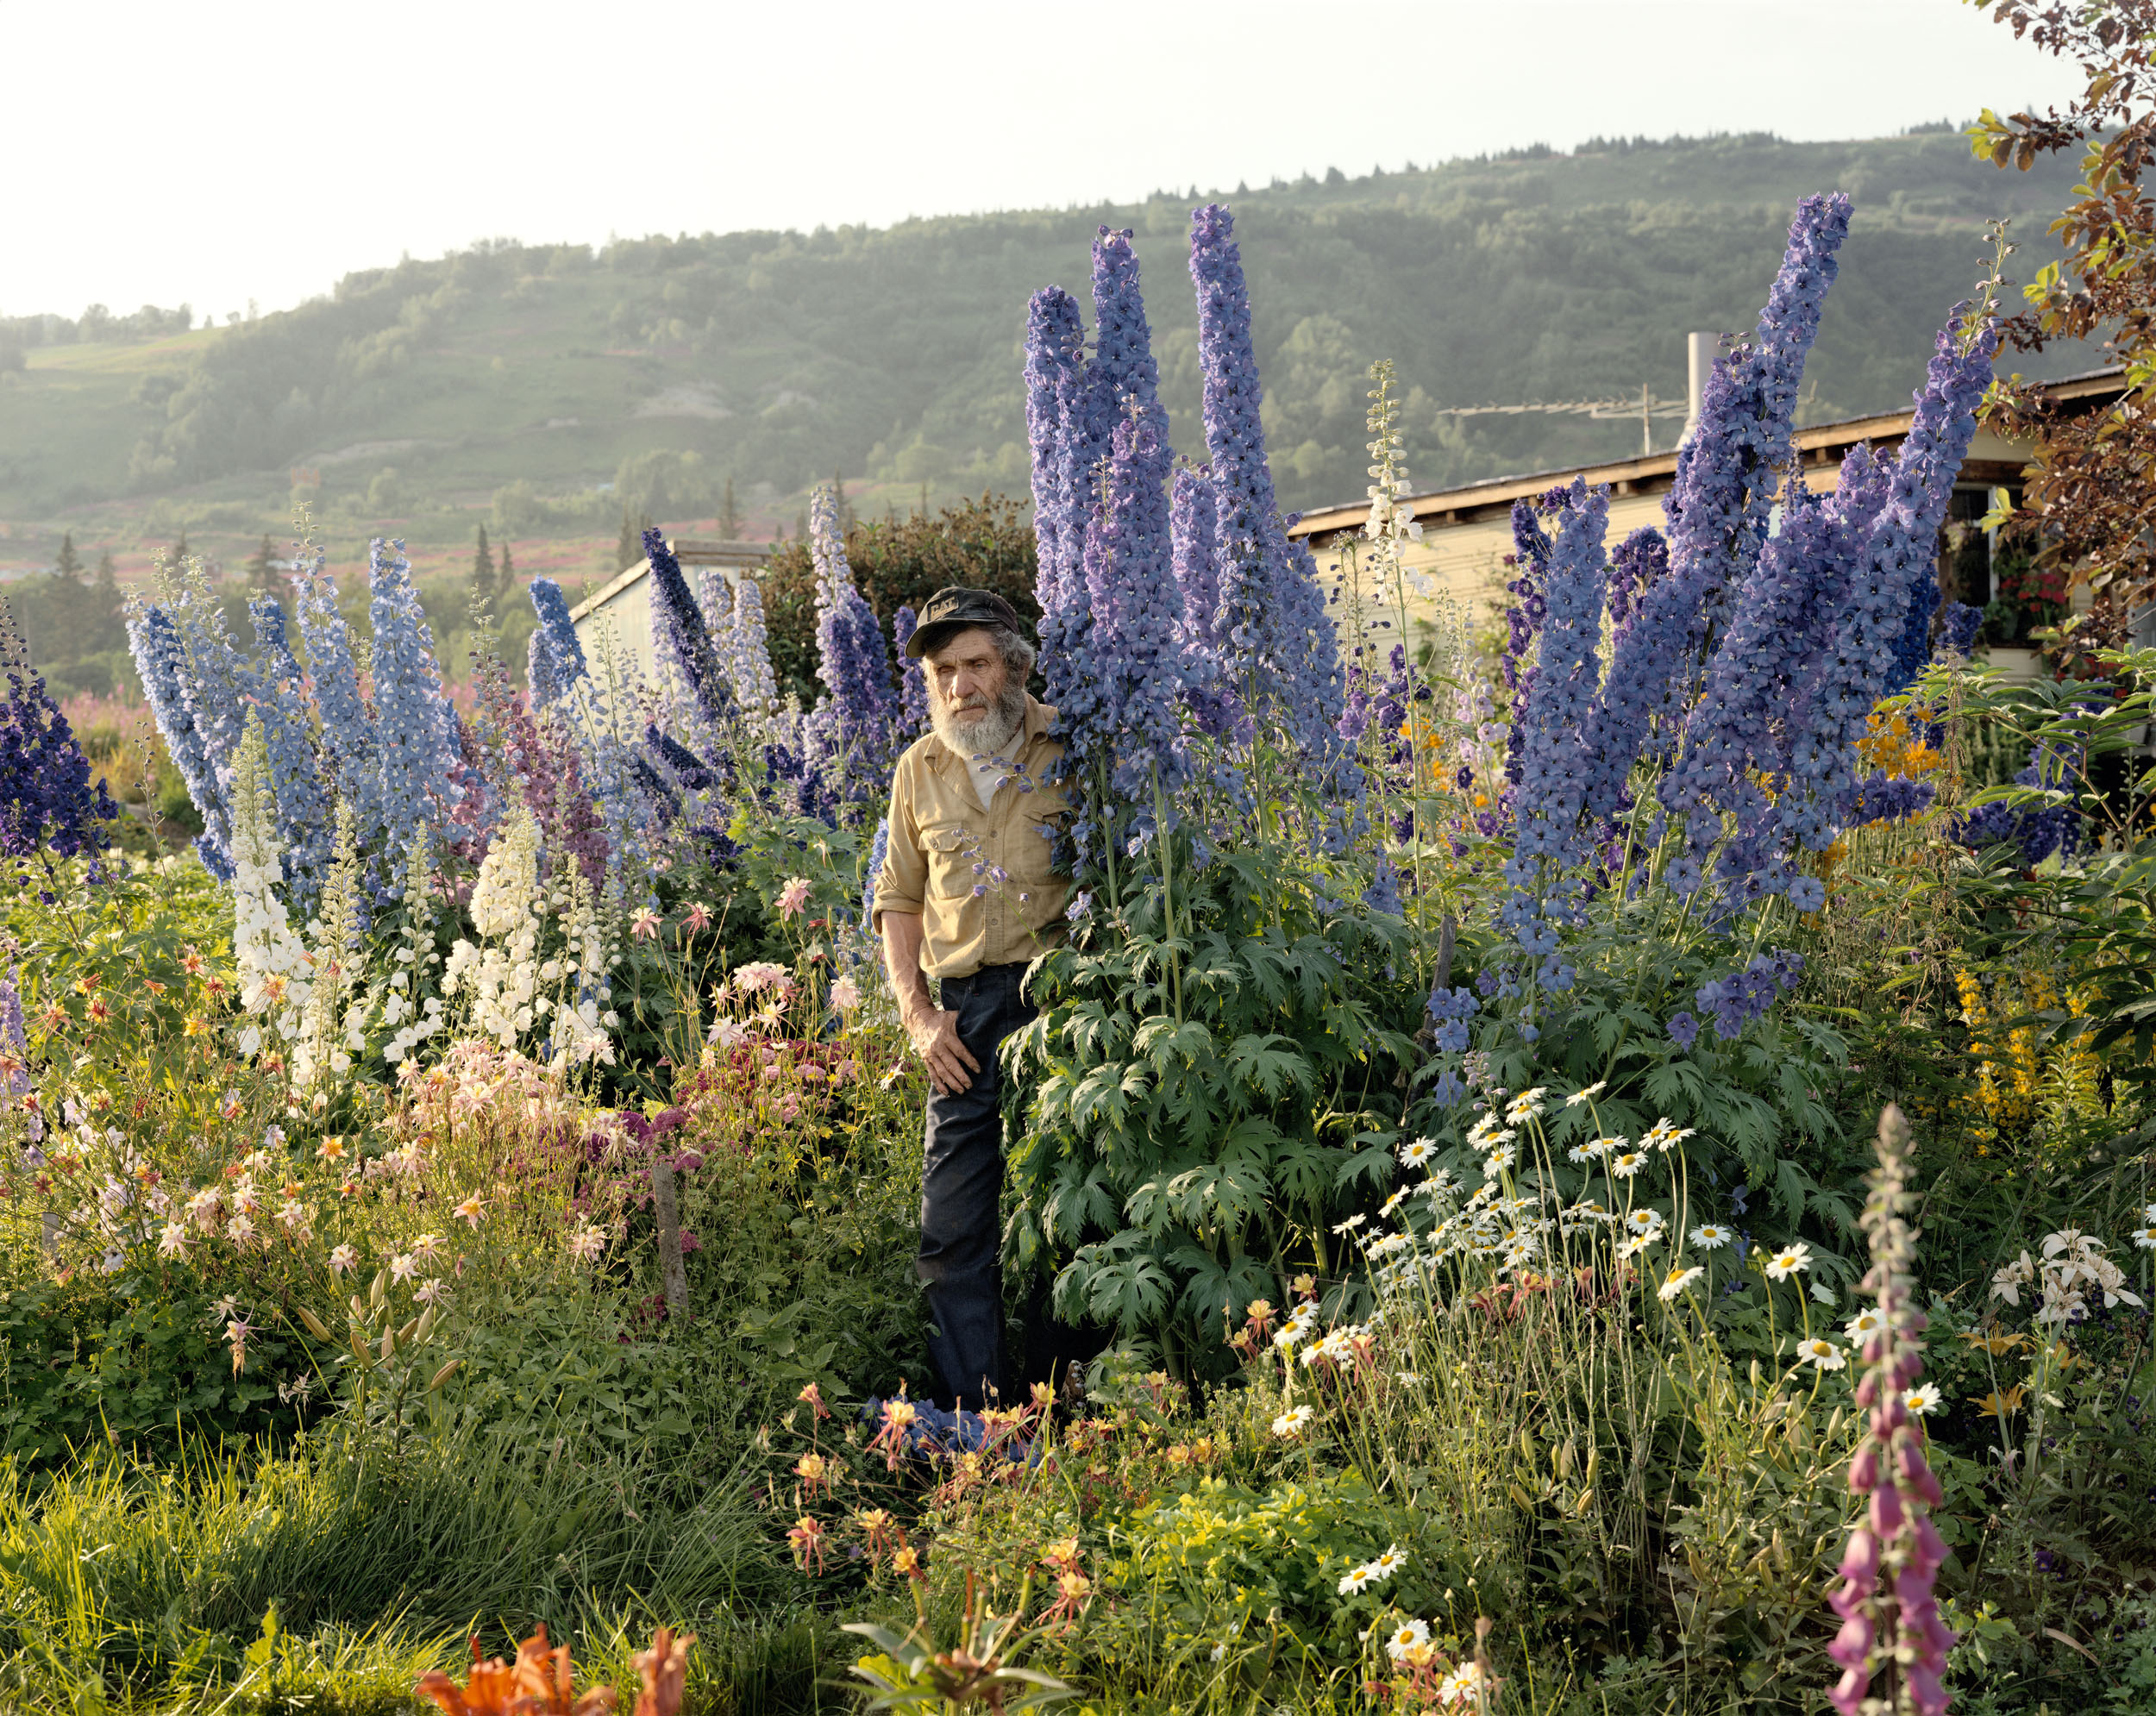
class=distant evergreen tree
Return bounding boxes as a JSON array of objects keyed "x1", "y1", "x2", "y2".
[
  {"x1": 794, "y1": 508, "x2": 809, "y2": 543},
  {"x1": 472, "y1": 525, "x2": 496, "y2": 605},
  {"x1": 616, "y1": 509, "x2": 641, "y2": 573},
  {"x1": 831, "y1": 469, "x2": 854, "y2": 533},
  {"x1": 916, "y1": 481, "x2": 930, "y2": 519},
  {"x1": 93, "y1": 550, "x2": 117, "y2": 606},
  {"x1": 167, "y1": 530, "x2": 189, "y2": 571},
  {"x1": 51, "y1": 532, "x2": 82, "y2": 584},
  {"x1": 718, "y1": 476, "x2": 743, "y2": 540},
  {"x1": 498, "y1": 541, "x2": 514, "y2": 598},
  {"x1": 244, "y1": 534, "x2": 279, "y2": 598}
]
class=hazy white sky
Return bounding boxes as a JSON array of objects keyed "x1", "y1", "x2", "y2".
[{"x1": 0, "y1": 0, "x2": 2083, "y2": 322}]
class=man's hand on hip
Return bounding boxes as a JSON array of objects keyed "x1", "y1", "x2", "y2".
[{"x1": 906, "y1": 1006, "x2": 981, "y2": 1095}]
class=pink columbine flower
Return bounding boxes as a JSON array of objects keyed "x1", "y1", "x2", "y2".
[
  {"x1": 776, "y1": 876, "x2": 812, "y2": 918},
  {"x1": 684, "y1": 901, "x2": 712, "y2": 933},
  {"x1": 389, "y1": 1252, "x2": 419, "y2": 1283},
  {"x1": 630, "y1": 907, "x2": 661, "y2": 942},
  {"x1": 829, "y1": 977, "x2": 862, "y2": 1011},
  {"x1": 329, "y1": 1243, "x2": 359, "y2": 1275}
]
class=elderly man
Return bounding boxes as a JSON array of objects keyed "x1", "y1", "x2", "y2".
[{"x1": 872, "y1": 586, "x2": 1070, "y2": 1412}]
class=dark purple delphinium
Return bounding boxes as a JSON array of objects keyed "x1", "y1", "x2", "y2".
[
  {"x1": 526, "y1": 576, "x2": 590, "y2": 707},
  {"x1": 1189, "y1": 203, "x2": 1363, "y2": 836},
  {"x1": 1069, "y1": 229, "x2": 1201, "y2": 836},
  {"x1": 806, "y1": 491, "x2": 902, "y2": 823},
  {"x1": 1078, "y1": 408, "x2": 1199, "y2": 835},
  {"x1": 1169, "y1": 464, "x2": 1223, "y2": 657},
  {"x1": 1606, "y1": 526, "x2": 1666, "y2": 648},
  {"x1": 1661, "y1": 479, "x2": 1848, "y2": 906},
  {"x1": 1956, "y1": 718, "x2": 2085, "y2": 863},
  {"x1": 1694, "y1": 949, "x2": 1804, "y2": 1041},
  {"x1": 1499, "y1": 497, "x2": 1551, "y2": 791},
  {"x1": 1666, "y1": 1011, "x2": 1701, "y2": 1050},
  {"x1": 1938, "y1": 601, "x2": 1983, "y2": 660},
  {"x1": 0, "y1": 643, "x2": 116, "y2": 865},
  {"x1": 1499, "y1": 479, "x2": 1608, "y2": 985},
  {"x1": 642, "y1": 527, "x2": 736, "y2": 742},
  {"x1": 1024, "y1": 285, "x2": 1092, "y2": 696},
  {"x1": 1583, "y1": 197, "x2": 1850, "y2": 828},
  {"x1": 891, "y1": 606, "x2": 931, "y2": 740},
  {"x1": 1781, "y1": 313, "x2": 1999, "y2": 855},
  {"x1": 1670, "y1": 193, "x2": 1852, "y2": 654},
  {"x1": 1884, "y1": 552, "x2": 1940, "y2": 697}
]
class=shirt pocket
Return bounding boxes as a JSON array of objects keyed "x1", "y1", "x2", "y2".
[
  {"x1": 925, "y1": 824, "x2": 980, "y2": 899},
  {"x1": 1006, "y1": 810, "x2": 1065, "y2": 892}
]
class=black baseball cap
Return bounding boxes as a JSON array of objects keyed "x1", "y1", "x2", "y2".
[{"x1": 905, "y1": 586, "x2": 1029, "y2": 659}]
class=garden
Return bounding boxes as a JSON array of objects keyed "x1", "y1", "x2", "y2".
[{"x1": 3, "y1": 34, "x2": 2156, "y2": 1716}]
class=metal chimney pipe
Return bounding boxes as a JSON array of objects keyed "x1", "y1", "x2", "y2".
[{"x1": 1680, "y1": 331, "x2": 1720, "y2": 447}]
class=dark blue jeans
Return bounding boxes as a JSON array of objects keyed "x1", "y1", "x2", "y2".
[{"x1": 918, "y1": 962, "x2": 1036, "y2": 1411}]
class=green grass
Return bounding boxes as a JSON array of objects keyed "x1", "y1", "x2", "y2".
[{"x1": 0, "y1": 1422, "x2": 834, "y2": 1714}]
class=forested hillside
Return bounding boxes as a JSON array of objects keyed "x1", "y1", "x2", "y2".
[{"x1": 0, "y1": 124, "x2": 2090, "y2": 694}]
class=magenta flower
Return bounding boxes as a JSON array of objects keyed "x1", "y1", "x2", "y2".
[{"x1": 1826, "y1": 1105, "x2": 1955, "y2": 1716}]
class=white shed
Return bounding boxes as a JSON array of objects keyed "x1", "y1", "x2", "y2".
[{"x1": 567, "y1": 537, "x2": 769, "y2": 686}]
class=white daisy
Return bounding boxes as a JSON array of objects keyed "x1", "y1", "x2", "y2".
[
  {"x1": 1690, "y1": 1223, "x2": 1733, "y2": 1249},
  {"x1": 1658, "y1": 1265, "x2": 1705, "y2": 1301},
  {"x1": 1796, "y1": 1336, "x2": 1846, "y2": 1371},
  {"x1": 1764, "y1": 1242, "x2": 1813, "y2": 1281},
  {"x1": 1903, "y1": 1382, "x2": 1942, "y2": 1416},
  {"x1": 1398, "y1": 1137, "x2": 1438, "y2": 1168},
  {"x1": 1565, "y1": 1080, "x2": 1608, "y2": 1107}
]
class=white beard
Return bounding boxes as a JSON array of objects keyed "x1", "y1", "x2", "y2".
[{"x1": 932, "y1": 682, "x2": 1026, "y2": 760}]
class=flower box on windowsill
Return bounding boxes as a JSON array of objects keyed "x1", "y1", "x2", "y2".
[{"x1": 1983, "y1": 647, "x2": 2044, "y2": 684}]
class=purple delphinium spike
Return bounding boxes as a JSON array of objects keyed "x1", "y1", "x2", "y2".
[
  {"x1": 1500, "y1": 498, "x2": 1551, "y2": 791},
  {"x1": 808, "y1": 487, "x2": 902, "y2": 823},
  {"x1": 246, "y1": 596, "x2": 333, "y2": 904},
  {"x1": 725, "y1": 573, "x2": 781, "y2": 730},
  {"x1": 1780, "y1": 311, "x2": 1998, "y2": 856},
  {"x1": 127, "y1": 601, "x2": 231, "y2": 874},
  {"x1": 367, "y1": 537, "x2": 461, "y2": 860},
  {"x1": 1188, "y1": 202, "x2": 1363, "y2": 832},
  {"x1": 526, "y1": 577, "x2": 589, "y2": 706},
  {"x1": 0, "y1": 639, "x2": 116, "y2": 864},
  {"x1": 1582, "y1": 197, "x2": 1850, "y2": 828},
  {"x1": 1169, "y1": 464, "x2": 1223, "y2": 654},
  {"x1": 1667, "y1": 193, "x2": 1852, "y2": 656},
  {"x1": 892, "y1": 605, "x2": 931, "y2": 739},
  {"x1": 643, "y1": 526, "x2": 736, "y2": 742},
  {"x1": 1024, "y1": 285, "x2": 1090, "y2": 692},
  {"x1": 1606, "y1": 527, "x2": 1665, "y2": 648},
  {"x1": 1498, "y1": 479, "x2": 1608, "y2": 982},
  {"x1": 291, "y1": 545, "x2": 383, "y2": 845},
  {"x1": 1078, "y1": 408, "x2": 1196, "y2": 828}
]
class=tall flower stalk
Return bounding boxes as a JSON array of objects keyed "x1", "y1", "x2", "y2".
[
  {"x1": 806, "y1": 486, "x2": 902, "y2": 824},
  {"x1": 1188, "y1": 202, "x2": 1363, "y2": 842},
  {"x1": 1827, "y1": 1104, "x2": 1954, "y2": 1716}
]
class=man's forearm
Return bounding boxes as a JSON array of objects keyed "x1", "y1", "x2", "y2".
[{"x1": 881, "y1": 911, "x2": 935, "y2": 1025}]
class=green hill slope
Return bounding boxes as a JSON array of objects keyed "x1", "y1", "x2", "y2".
[{"x1": 0, "y1": 127, "x2": 2088, "y2": 620}]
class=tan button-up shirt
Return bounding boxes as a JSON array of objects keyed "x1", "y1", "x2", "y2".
[{"x1": 872, "y1": 697, "x2": 1072, "y2": 980}]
